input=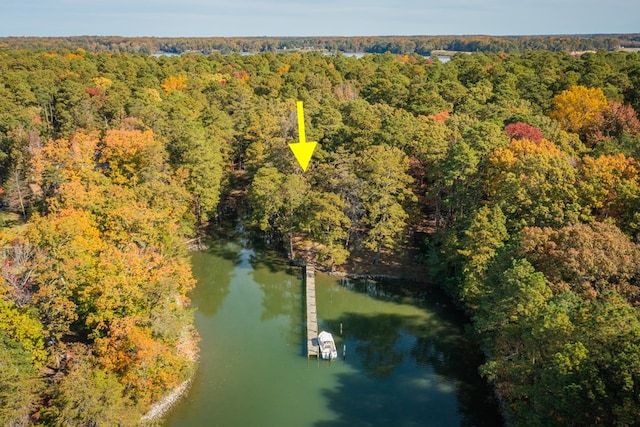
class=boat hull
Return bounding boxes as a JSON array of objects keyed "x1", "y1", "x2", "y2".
[{"x1": 318, "y1": 331, "x2": 338, "y2": 360}]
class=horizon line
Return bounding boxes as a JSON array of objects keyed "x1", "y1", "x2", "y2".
[{"x1": 1, "y1": 33, "x2": 639, "y2": 39}]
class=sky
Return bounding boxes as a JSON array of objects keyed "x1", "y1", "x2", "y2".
[{"x1": 2, "y1": 0, "x2": 639, "y2": 38}]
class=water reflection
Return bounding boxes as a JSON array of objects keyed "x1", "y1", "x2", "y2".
[
  {"x1": 321, "y1": 278, "x2": 503, "y2": 427},
  {"x1": 248, "y1": 247, "x2": 303, "y2": 353},
  {"x1": 188, "y1": 241, "x2": 241, "y2": 317},
  {"x1": 328, "y1": 312, "x2": 407, "y2": 377}
]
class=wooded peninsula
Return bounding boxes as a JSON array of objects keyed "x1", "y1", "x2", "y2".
[{"x1": 1, "y1": 36, "x2": 640, "y2": 425}]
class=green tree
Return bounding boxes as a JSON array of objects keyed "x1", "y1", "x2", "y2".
[
  {"x1": 475, "y1": 259, "x2": 553, "y2": 423},
  {"x1": 249, "y1": 166, "x2": 286, "y2": 233},
  {"x1": 337, "y1": 100, "x2": 381, "y2": 152},
  {"x1": 302, "y1": 191, "x2": 351, "y2": 267},
  {"x1": 171, "y1": 122, "x2": 224, "y2": 224},
  {"x1": 0, "y1": 330, "x2": 44, "y2": 426},
  {"x1": 43, "y1": 349, "x2": 140, "y2": 426},
  {"x1": 358, "y1": 145, "x2": 415, "y2": 264},
  {"x1": 486, "y1": 137, "x2": 580, "y2": 229},
  {"x1": 249, "y1": 167, "x2": 309, "y2": 260},
  {"x1": 530, "y1": 291, "x2": 640, "y2": 426},
  {"x1": 457, "y1": 205, "x2": 508, "y2": 309},
  {"x1": 475, "y1": 258, "x2": 552, "y2": 342}
]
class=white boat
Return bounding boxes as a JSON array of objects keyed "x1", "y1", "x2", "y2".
[{"x1": 317, "y1": 331, "x2": 338, "y2": 360}]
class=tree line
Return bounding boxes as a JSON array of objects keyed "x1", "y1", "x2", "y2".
[
  {"x1": 1, "y1": 34, "x2": 639, "y2": 55},
  {"x1": 1, "y1": 47, "x2": 640, "y2": 424}
]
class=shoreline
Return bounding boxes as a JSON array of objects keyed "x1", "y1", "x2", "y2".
[
  {"x1": 139, "y1": 320, "x2": 199, "y2": 423},
  {"x1": 140, "y1": 379, "x2": 192, "y2": 423}
]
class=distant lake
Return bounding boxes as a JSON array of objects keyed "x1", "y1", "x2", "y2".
[
  {"x1": 151, "y1": 51, "x2": 450, "y2": 62},
  {"x1": 341, "y1": 52, "x2": 367, "y2": 58},
  {"x1": 341, "y1": 52, "x2": 451, "y2": 62},
  {"x1": 151, "y1": 52, "x2": 180, "y2": 57},
  {"x1": 164, "y1": 237, "x2": 502, "y2": 426}
]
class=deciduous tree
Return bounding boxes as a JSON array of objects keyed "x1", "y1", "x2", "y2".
[
  {"x1": 520, "y1": 222, "x2": 640, "y2": 303},
  {"x1": 486, "y1": 138, "x2": 579, "y2": 229},
  {"x1": 549, "y1": 85, "x2": 608, "y2": 137}
]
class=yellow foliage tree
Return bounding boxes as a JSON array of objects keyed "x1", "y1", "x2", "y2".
[
  {"x1": 0, "y1": 290, "x2": 47, "y2": 365},
  {"x1": 100, "y1": 129, "x2": 165, "y2": 186},
  {"x1": 26, "y1": 208, "x2": 106, "y2": 342},
  {"x1": 30, "y1": 131, "x2": 100, "y2": 186},
  {"x1": 578, "y1": 153, "x2": 639, "y2": 221},
  {"x1": 277, "y1": 63, "x2": 290, "y2": 76},
  {"x1": 160, "y1": 74, "x2": 187, "y2": 94},
  {"x1": 92, "y1": 76, "x2": 113, "y2": 90},
  {"x1": 549, "y1": 85, "x2": 608, "y2": 135}
]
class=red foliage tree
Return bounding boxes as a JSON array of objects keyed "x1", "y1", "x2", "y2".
[
  {"x1": 504, "y1": 122, "x2": 544, "y2": 143},
  {"x1": 85, "y1": 87, "x2": 103, "y2": 98},
  {"x1": 426, "y1": 110, "x2": 450, "y2": 123}
]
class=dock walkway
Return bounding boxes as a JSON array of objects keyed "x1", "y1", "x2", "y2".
[{"x1": 305, "y1": 264, "x2": 319, "y2": 357}]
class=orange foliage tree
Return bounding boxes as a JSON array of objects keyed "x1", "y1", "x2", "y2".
[
  {"x1": 100, "y1": 129, "x2": 166, "y2": 186},
  {"x1": 17, "y1": 128, "x2": 198, "y2": 419},
  {"x1": 94, "y1": 316, "x2": 191, "y2": 404},
  {"x1": 29, "y1": 131, "x2": 101, "y2": 196}
]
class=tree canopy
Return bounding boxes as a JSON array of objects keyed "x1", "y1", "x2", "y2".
[{"x1": 1, "y1": 45, "x2": 640, "y2": 425}]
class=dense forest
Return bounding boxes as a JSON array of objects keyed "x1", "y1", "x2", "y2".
[
  {"x1": 1, "y1": 45, "x2": 640, "y2": 425},
  {"x1": 1, "y1": 34, "x2": 640, "y2": 55}
]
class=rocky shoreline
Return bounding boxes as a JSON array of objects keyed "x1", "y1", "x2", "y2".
[{"x1": 140, "y1": 379, "x2": 192, "y2": 423}]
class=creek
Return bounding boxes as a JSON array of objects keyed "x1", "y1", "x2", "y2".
[{"x1": 164, "y1": 237, "x2": 502, "y2": 426}]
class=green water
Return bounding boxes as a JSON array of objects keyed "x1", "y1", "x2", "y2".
[{"x1": 165, "y1": 239, "x2": 502, "y2": 426}]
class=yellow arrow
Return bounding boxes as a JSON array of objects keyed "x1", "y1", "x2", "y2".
[{"x1": 288, "y1": 101, "x2": 317, "y2": 172}]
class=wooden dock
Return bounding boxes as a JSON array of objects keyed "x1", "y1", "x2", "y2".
[{"x1": 305, "y1": 264, "x2": 319, "y2": 357}]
